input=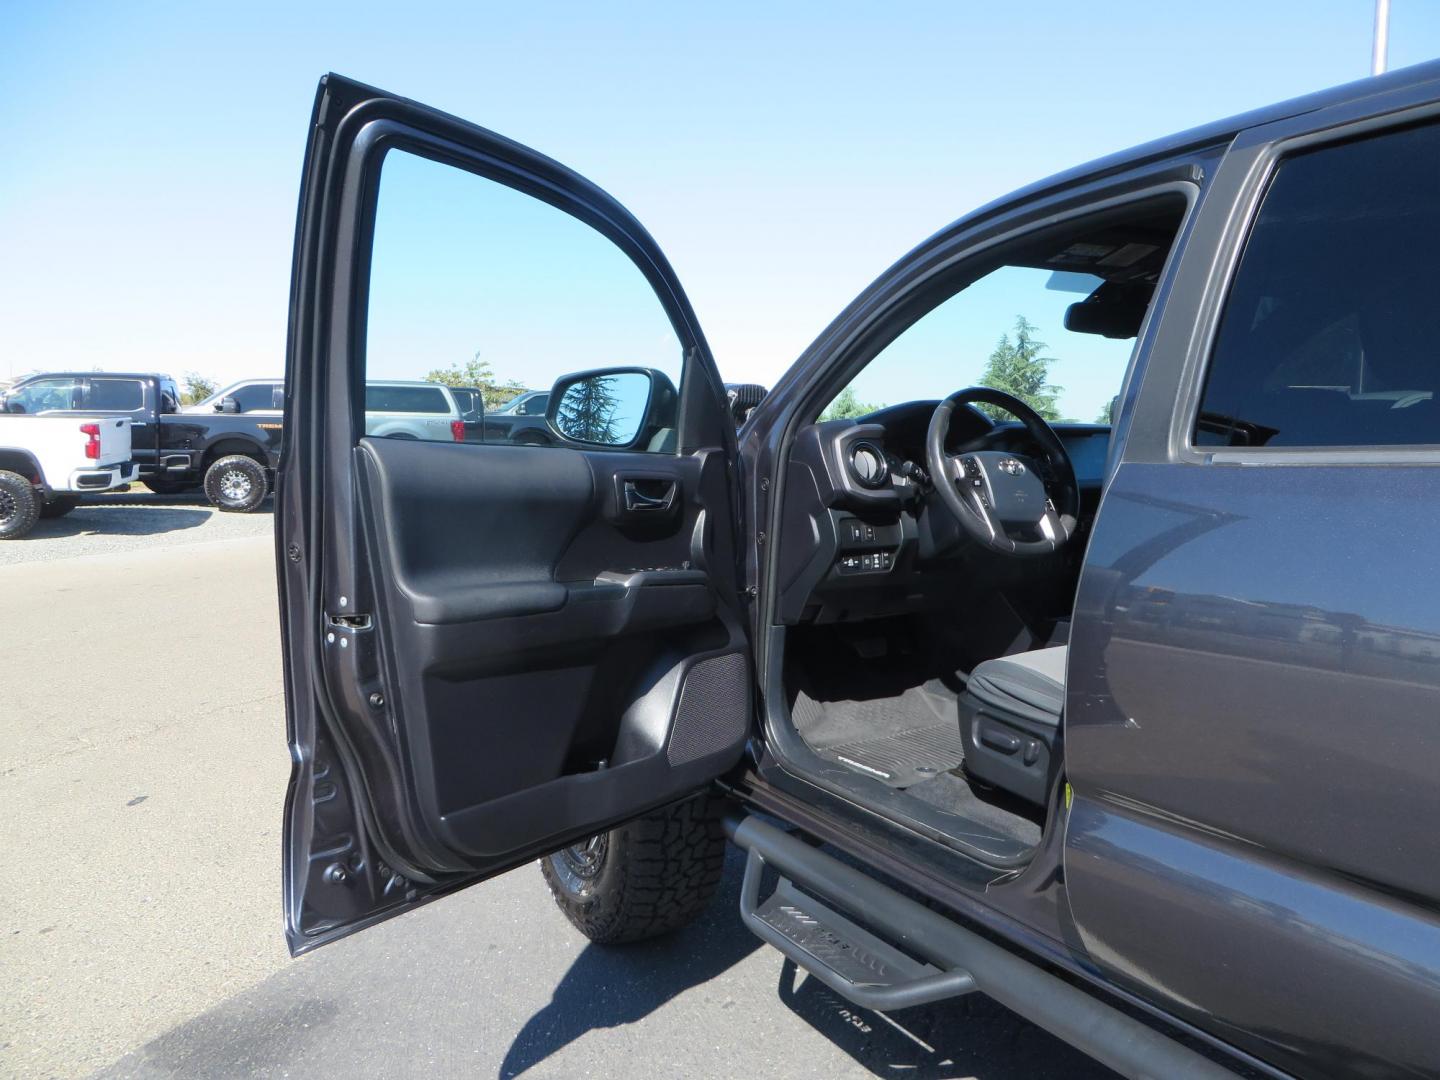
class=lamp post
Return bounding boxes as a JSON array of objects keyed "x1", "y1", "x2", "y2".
[{"x1": 1372, "y1": 0, "x2": 1391, "y2": 76}]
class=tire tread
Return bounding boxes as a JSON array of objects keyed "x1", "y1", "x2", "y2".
[{"x1": 540, "y1": 794, "x2": 726, "y2": 944}]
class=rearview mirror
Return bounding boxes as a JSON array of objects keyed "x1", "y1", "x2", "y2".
[
  {"x1": 217, "y1": 395, "x2": 240, "y2": 414},
  {"x1": 547, "y1": 368, "x2": 675, "y2": 450}
]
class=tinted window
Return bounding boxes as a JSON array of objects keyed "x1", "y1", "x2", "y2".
[
  {"x1": 1196, "y1": 123, "x2": 1440, "y2": 448},
  {"x1": 232, "y1": 383, "x2": 280, "y2": 411},
  {"x1": 364, "y1": 385, "x2": 452, "y2": 413},
  {"x1": 86, "y1": 378, "x2": 144, "y2": 410},
  {"x1": 518, "y1": 392, "x2": 549, "y2": 416}
]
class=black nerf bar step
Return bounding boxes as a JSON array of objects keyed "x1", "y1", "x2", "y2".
[
  {"x1": 749, "y1": 875, "x2": 975, "y2": 1010},
  {"x1": 724, "y1": 813, "x2": 1239, "y2": 1080}
]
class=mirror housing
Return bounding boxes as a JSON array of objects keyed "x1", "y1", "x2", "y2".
[
  {"x1": 546, "y1": 367, "x2": 677, "y2": 451},
  {"x1": 217, "y1": 395, "x2": 241, "y2": 414}
]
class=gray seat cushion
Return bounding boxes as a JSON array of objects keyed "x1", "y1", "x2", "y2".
[{"x1": 966, "y1": 646, "x2": 1066, "y2": 729}]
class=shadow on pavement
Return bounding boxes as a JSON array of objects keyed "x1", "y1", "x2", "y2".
[
  {"x1": 498, "y1": 847, "x2": 764, "y2": 1077},
  {"x1": 775, "y1": 960, "x2": 1116, "y2": 1079},
  {"x1": 500, "y1": 845, "x2": 1115, "y2": 1080},
  {"x1": 25, "y1": 491, "x2": 273, "y2": 540},
  {"x1": 28, "y1": 504, "x2": 213, "y2": 539}
]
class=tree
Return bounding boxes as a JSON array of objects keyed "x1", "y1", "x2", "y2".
[
  {"x1": 977, "y1": 316, "x2": 1063, "y2": 421},
  {"x1": 424, "y1": 351, "x2": 528, "y2": 410},
  {"x1": 1095, "y1": 397, "x2": 1117, "y2": 424},
  {"x1": 181, "y1": 371, "x2": 216, "y2": 405},
  {"x1": 555, "y1": 375, "x2": 622, "y2": 444},
  {"x1": 821, "y1": 386, "x2": 883, "y2": 421}
]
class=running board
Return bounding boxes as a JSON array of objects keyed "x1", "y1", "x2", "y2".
[
  {"x1": 746, "y1": 872, "x2": 975, "y2": 1009},
  {"x1": 725, "y1": 814, "x2": 1239, "y2": 1080}
]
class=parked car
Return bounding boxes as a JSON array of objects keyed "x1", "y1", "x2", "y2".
[
  {"x1": 363, "y1": 381, "x2": 470, "y2": 441},
  {"x1": 275, "y1": 69, "x2": 1440, "y2": 1080},
  {"x1": 482, "y1": 388, "x2": 551, "y2": 445},
  {"x1": 0, "y1": 413, "x2": 136, "y2": 538},
  {"x1": 1, "y1": 371, "x2": 281, "y2": 511},
  {"x1": 183, "y1": 378, "x2": 284, "y2": 415}
]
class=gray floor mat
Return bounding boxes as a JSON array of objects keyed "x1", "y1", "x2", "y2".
[{"x1": 797, "y1": 684, "x2": 965, "y2": 788}]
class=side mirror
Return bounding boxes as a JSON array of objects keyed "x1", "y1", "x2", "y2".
[
  {"x1": 217, "y1": 395, "x2": 240, "y2": 414},
  {"x1": 547, "y1": 367, "x2": 677, "y2": 450}
]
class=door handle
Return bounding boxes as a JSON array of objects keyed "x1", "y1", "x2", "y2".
[{"x1": 623, "y1": 479, "x2": 677, "y2": 512}]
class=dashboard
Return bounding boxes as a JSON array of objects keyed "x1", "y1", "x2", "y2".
[{"x1": 774, "y1": 399, "x2": 1111, "y2": 624}]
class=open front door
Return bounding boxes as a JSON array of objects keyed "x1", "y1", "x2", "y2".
[{"x1": 278, "y1": 75, "x2": 751, "y2": 954}]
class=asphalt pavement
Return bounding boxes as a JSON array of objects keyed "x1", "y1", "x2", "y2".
[{"x1": 1, "y1": 497, "x2": 1114, "y2": 1079}]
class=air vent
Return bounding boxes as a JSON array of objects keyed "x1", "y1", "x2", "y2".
[{"x1": 848, "y1": 441, "x2": 889, "y2": 489}]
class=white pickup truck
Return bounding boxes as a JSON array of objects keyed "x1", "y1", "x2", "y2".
[{"x1": 0, "y1": 415, "x2": 139, "y2": 538}]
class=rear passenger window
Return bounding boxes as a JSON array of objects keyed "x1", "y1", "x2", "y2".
[
  {"x1": 87, "y1": 378, "x2": 144, "y2": 411},
  {"x1": 1195, "y1": 123, "x2": 1440, "y2": 449}
]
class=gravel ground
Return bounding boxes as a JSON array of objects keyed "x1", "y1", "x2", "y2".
[{"x1": 1, "y1": 490, "x2": 274, "y2": 565}]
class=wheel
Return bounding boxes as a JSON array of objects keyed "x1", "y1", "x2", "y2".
[
  {"x1": 143, "y1": 476, "x2": 195, "y2": 496},
  {"x1": 540, "y1": 793, "x2": 727, "y2": 944},
  {"x1": 0, "y1": 470, "x2": 40, "y2": 539},
  {"x1": 39, "y1": 496, "x2": 78, "y2": 519},
  {"x1": 203, "y1": 455, "x2": 268, "y2": 512}
]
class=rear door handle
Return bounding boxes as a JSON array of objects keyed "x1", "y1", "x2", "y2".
[{"x1": 623, "y1": 479, "x2": 676, "y2": 512}]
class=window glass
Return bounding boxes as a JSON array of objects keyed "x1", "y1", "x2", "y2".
[
  {"x1": 87, "y1": 378, "x2": 144, "y2": 410},
  {"x1": 365, "y1": 148, "x2": 684, "y2": 448},
  {"x1": 1195, "y1": 123, "x2": 1440, "y2": 448},
  {"x1": 824, "y1": 264, "x2": 1143, "y2": 426},
  {"x1": 231, "y1": 383, "x2": 280, "y2": 412},
  {"x1": 449, "y1": 388, "x2": 482, "y2": 418},
  {"x1": 5, "y1": 377, "x2": 83, "y2": 413},
  {"x1": 364, "y1": 384, "x2": 452, "y2": 413}
]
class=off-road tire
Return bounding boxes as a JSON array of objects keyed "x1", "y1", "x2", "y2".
[
  {"x1": 540, "y1": 794, "x2": 727, "y2": 944},
  {"x1": 39, "y1": 496, "x2": 79, "y2": 519},
  {"x1": 0, "y1": 470, "x2": 40, "y2": 539},
  {"x1": 203, "y1": 455, "x2": 268, "y2": 512}
]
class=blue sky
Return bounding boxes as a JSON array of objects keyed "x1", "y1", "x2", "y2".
[{"x1": 3, "y1": 2, "x2": 1438, "y2": 411}]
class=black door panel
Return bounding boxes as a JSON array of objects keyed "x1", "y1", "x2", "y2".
[{"x1": 353, "y1": 436, "x2": 747, "y2": 864}]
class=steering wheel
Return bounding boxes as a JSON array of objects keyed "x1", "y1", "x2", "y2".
[{"x1": 925, "y1": 387, "x2": 1079, "y2": 557}]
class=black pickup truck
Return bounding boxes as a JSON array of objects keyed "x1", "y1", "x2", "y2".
[{"x1": 0, "y1": 371, "x2": 281, "y2": 511}]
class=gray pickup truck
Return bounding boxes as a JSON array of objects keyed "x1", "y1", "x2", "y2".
[{"x1": 274, "y1": 66, "x2": 1440, "y2": 1079}]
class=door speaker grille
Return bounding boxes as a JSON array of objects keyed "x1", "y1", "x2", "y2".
[{"x1": 667, "y1": 651, "x2": 749, "y2": 765}]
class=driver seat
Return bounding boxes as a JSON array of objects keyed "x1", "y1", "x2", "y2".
[{"x1": 958, "y1": 646, "x2": 1066, "y2": 805}]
